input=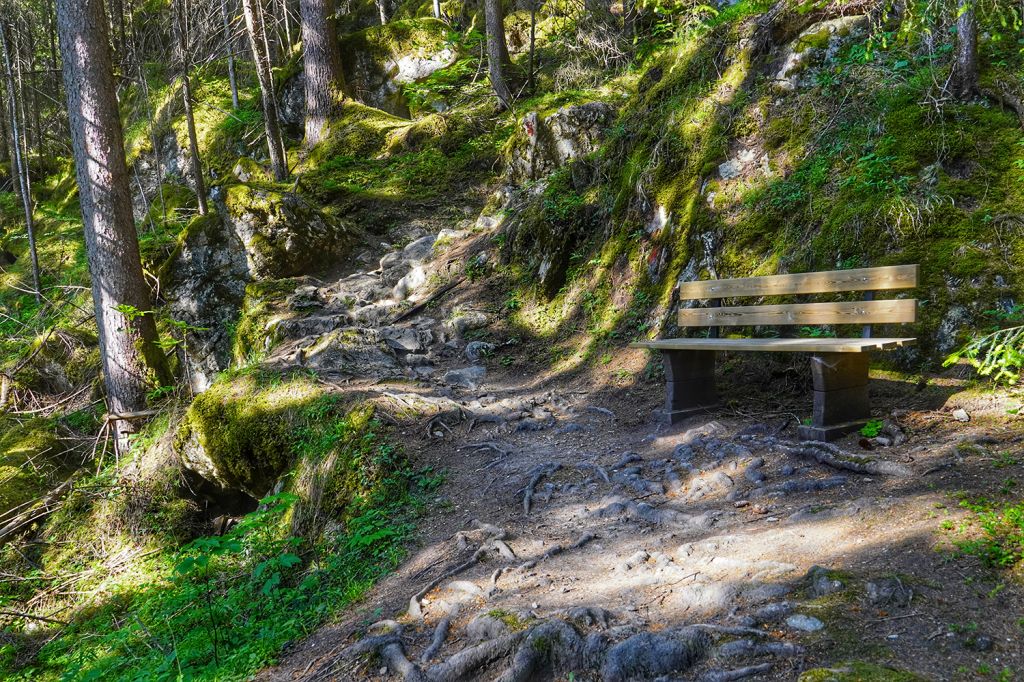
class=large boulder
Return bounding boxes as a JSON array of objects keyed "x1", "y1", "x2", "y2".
[
  {"x1": 222, "y1": 184, "x2": 358, "y2": 280},
  {"x1": 174, "y1": 373, "x2": 323, "y2": 499},
  {"x1": 159, "y1": 185, "x2": 358, "y2": 391},
  {"x1": 507, "y1": 102, "x2": 617, "y2": 182}
]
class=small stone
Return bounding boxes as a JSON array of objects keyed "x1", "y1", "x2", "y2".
[
  {"x1": 786, "y1": 614, "x2": 824, "y2": 632},
  {"x1": 464, "y1": 341, "x2": 496, "y2": 362},
  {"x1": 780, "y1": 464, "x2": 795, "y2": 476},
  {"x1": 952, "y1": 408, "x2": 970, "y2": 422},
  {"x1": 448, "y1": 311, "x2": 489, "y2": 337},
  {"x1": 965, "y1": 634, "x2": 994, "y2": 652},
  {"x1": 865, "y1": 577, "x2": 913, "y2": 607}
]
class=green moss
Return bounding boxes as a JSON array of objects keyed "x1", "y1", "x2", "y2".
[
  {"x1": 486, "y1": 609, "x2": 532, "y2": 631},
  {"x1": 231, "y1": 278, "x2": 303, "y2": 363},
  {"x1": 798, "y1": 662, "x2": 928, "y2": 681},
  {"x1": 0, "y1": 419, "x2": 69, "y2": 514},
  {"x1": 175, "y1": 370, "x2": 324, "y2": 496}
]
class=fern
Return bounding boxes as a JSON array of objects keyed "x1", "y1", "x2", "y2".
[{"x1": 944, "y1": 325, "x2": 1024, "y2": 384}]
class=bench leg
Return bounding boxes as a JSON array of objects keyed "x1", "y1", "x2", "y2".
[
  {"x1": 797, "y1": 352, "x2": 871, "y2": 442},
  {"x1": 663, "y1": 350, "x2": 718, "y2": 424}
]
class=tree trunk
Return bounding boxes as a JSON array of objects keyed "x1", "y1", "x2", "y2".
[
  {"x1": 433, "y1": 0, "x2": 440, "y2": 19},
  {"x1": 172, "y1": 0, "x2": 209, "y2": 215},
  {"x1": 484, "y1": 0, "x2": 512, "y2": 108},
  {"x1": 55, "y1": 0, "x2": 171, "y2": 448},
  {"x1": 300, "y1": 0, "x2": 345, "y2": 146},
  {"x1": 241, "y1": 0, "x2": 288, "y2": 180},
  {"x1": 0, "y1": 22, "x2": 41, "y2": 304},
  {"x1": 528, "y1": 1, "x2": 536, "y2": 92},
  {"x1": 375, "y1": 0, "x2": 390, "y2": 25},
  {"x1": 222, "y1": 0, "x2": 240, "y2": 110},
  {"x1": 950, "y1": 0, "x2": 978, "y2": 100}
]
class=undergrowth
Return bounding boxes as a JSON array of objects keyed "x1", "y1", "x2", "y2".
[{"x1": 0, "y1": 402, "x2": 433, "y2": 681}]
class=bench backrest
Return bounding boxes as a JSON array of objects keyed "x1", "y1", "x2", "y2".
[{"x1": 678, "y1": 265, "x2": 918, "y2": 335}]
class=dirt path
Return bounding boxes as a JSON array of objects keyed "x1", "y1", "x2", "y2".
[{"x1": 252, "y1": 219, "x2": 1024, "y2": 681}]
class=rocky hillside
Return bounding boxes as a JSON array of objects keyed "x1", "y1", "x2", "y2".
[{"x1": 0, "y1": 0, "x2": 1023, "y2": 679}]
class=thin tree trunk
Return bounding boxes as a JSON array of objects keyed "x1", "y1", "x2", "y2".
[
  {"x1": 241, "y1": 0, "x2": 288, "y2": 180},
  {"x1": 55, "y1": 0, "x2": 171, "y2": 449},
  {"x1": 300, "y1": 0, "x2": 345, "y2": 146},
  {"x1": 222, "y1": 0, "x2": 240, "y2": 110},
  {"x1": 375, "y1": 0, "x2": 389, "y2": 25},
  {"x1": 0, "y1": 89, "x2": 9, "y2": 171},
  {"x1": 528, "y1": 1, "x2": 536, "y2": 92},
  {"x1": 433, "y1": 0, "x2": 440, "y2": 19},
  {"x1": 950, "y1": 0, "x2": 978, "y2": 100},
  {"x1": 1, "y1": 22, "x2": 41, "y2": 304},
  {"x1": 484, "y1": 0, "x2": 512, "y2": 108},
  {"x1": 173, "y1": 0, "x2": 209, "y2": 215}
]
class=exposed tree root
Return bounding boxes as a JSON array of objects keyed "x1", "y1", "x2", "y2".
[
  {"x1": 702, "y1": 662, "x2": 775, "y2": 681},
  {"x1": 592, "y1": 495, "x2": 713, "y2": 529},
  {"x1": 743, "y1": 435, "x2": 912, "y2": 477},
  {"x1": 337, "y1": 618, "x2": 712, "y2": 682},
  {"x1": 420, "y1": 608, "x2": 457, "y2": 663},
  {"x1": 577, "y1": 461, "x2": 610, "y2": 484},
  {"x1": 408, "y1": 521, "x2": 507, "y2": 620},
  {"x1": 522, "y1": 463, "x2": 560, "y2": 515}
]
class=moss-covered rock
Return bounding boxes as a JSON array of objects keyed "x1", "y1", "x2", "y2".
[
  {"x1": 0, "y1": 419, "x2": 71, "y2": 515},
  {"x1": 222, "y1": 184, "x2": 359, "y2": 279},
  {"x1": 506, "y1": 101, "x2": 617, "y2": 182},
  {"x1": 175, "y1": 371, "x2": 325, "y2": 498}
]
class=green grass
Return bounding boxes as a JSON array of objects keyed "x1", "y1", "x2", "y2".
[{"x1": 954, "y1": 496, "x2": 1024, "y2": 571}]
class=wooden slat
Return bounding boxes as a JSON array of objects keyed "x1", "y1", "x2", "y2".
[
  {"x1": 678, "y1": 299, "x2": 916, "y2": 327},
  {"x1": 677, "y1": 265, "x2": 918, "y2": 300},
  {"x1": 630, "y1": 337, "x2": 917, "y2": 354}
]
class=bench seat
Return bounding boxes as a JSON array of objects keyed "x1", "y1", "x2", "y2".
[{"x1": 630, "y1": 337, "x2": 916, "y2": 354}]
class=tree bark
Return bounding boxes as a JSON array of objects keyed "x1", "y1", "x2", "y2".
[
  {"x1": 433, "y1": 0, "x2": 440, "y2": 19},
  {"x1": 172, "y1": 0, "x2": 209, "y2": 215},
  {"x1": 375, "y1": 0, "x2": 390, "y2": 25},
  {"x1": 300, "y1": 0, "x2": 345, "y2": 146},
  {"x1": 241, "y1": 0, "x2": 289, "y2": 180},
  {"x1": 484, "y1": 0, "x2": 512, "y2": 108},
  {"x1": 1, "y1": 22, "x2": 41, "y2": 304},
  {"x1": 222, "y1": 0, "x2": 240, "y2": 110},
  {"x1": 55, "y1": 0, "x2": 171, "y2": 448},
  {"x1": 950, "y1": 0, "x2": 978, "y2": 100}
]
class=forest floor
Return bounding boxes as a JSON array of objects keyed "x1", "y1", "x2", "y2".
[{"x1": 222, "y1": 216, "x2": 1024, "y2": 681}]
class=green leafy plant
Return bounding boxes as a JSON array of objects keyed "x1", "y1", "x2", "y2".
[
  {"x1": 944, "y1": 325, "x2": 1024, "y2": 384},
  {"x1": 860, "y1": 419, "x2": 885, "y2": 438}
]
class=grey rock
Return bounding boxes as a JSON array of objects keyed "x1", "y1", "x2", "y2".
[
  {"x1": 508, "y1": 102, "x2": 617, "y2": 182},
  {"x1": 785, "y1": 614, "x2": 824, "y2": 632},
  {"x1": 465, "y1": 341, "x2": 496, "y2": 362},
  {"x1": 444, "y1": 365, "x2": 487, "y2": 388},
  {"x1": 465, "y1": 613, "x2": 510, "y2": 643},
  {"x1": 447, "y1": 311, "x2": 489, "y2": 337},
  {"x1": 741, "y1": 583, "x2": 792, "y2": 604},
  {"x1": 865, "y1": 577, "x2": 913, "y2": 607},
  {"x1": 952, "y1": 408, "x2": 970, "y2": 423},
  {"x1": 965, "y1": 634, "x2": 994, "y2": 652},
  {"x1": 379, "y1": 326, "x2": 432, "y2": 353},
  {"x1": 807, "y1": 566, "x2": 844, "y2": 597}
]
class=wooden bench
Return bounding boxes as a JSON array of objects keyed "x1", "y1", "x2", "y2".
[{"x1": 631, "y1": 265, "x2": 919, "y2": 441}]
